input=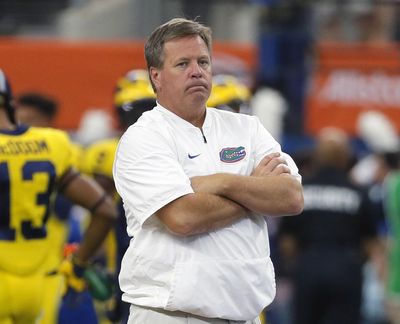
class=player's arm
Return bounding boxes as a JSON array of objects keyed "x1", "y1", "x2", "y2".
[
  {"x1": 58, "y1": 168, "x2": 118, "y2": 263},
  {"x1": 93, "y1": 174, "x2": 116, "y2": 196},
  {"x1": 157, "y1": 153, "x2": 303, "y2": 236}
]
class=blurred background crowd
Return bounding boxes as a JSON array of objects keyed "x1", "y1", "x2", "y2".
[{"x1": 1, "y1": 0, "x2": 400, "y2": 323}]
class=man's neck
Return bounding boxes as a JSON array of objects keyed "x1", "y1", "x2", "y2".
[{"x1": 157, "y1": 101, "x2": 206, "y2": 128}]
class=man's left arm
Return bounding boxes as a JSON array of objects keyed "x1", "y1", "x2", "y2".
[{"x1": 191, "y1": 152, "x2": 304, "y2": 216}]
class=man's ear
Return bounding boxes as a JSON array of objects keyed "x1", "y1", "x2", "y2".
[{"x1": 149, "y1": 67, "x2": 160, "y2": 91}]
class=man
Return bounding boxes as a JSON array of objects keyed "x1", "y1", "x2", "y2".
[
  {"x1": 0, "y1": 69, "x2": 117, "y2": 323},
  {"x1": 279, "y1": 127, "x2": 378, "y2": 324},
  {"x1": 113, "y1": 18, "x2": 303, "y2": 324}
]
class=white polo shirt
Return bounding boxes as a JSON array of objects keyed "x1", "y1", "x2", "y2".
[{"x1": 113, "y1": 103, "x2": 300, "y2": 321}]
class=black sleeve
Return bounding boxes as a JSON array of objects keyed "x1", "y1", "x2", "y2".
[{"x1": 358, "y1": 186, "x2": 379, "y2": 240}]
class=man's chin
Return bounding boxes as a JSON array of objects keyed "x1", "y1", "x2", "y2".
[{"x1": 190, "y1": 93, "x2": 209, "y2": 107}]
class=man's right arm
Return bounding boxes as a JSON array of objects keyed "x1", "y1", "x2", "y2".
[
  {"x1": 156, "y1": 153, "x2": 302, "y2": 236},
  {"x1": 156, "y1": 191, "x2": 247, "y2": 236},
  {"x1": 59, "y1": 168, "x2": 118, "y2": 263}
]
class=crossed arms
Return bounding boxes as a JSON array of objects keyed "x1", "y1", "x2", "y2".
[{"x1": 156, "y1": 152, "x2": 304, "y2": 236}]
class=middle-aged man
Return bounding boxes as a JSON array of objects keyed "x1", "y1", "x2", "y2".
[{"x1": 113, "y1": 18, "x2": 304, "y2": 324}]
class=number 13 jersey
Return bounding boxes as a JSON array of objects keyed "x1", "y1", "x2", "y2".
[{"x1": 0, "y1": 125, "x2": 74, "y2": 275}]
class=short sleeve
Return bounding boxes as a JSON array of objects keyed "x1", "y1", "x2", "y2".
[
  {"x1": 113, "y1": 126, "x2": 194, "y2": 225},
  {"x1": 48, "y1": 128, "x2": 75, "y2": 177}
]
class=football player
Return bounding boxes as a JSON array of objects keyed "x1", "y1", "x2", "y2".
[
  {"x1": 81, "y1": 69, "x2": 156, "y2": 323},
  {"x1": 0, "y1": 69, "x2": 117, "y2": 324}
]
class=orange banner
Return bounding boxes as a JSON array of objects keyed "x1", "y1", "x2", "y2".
[
  {"x1": 305, "y1": 42, "x2": 400, "y2": 135},
  {"x1": 0, "y1": 38, "x2": 256, "y2": 130}
]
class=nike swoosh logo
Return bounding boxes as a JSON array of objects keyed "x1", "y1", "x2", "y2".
[{"x1": 188, "y1": 153, "x2": 201, "y2": 159}]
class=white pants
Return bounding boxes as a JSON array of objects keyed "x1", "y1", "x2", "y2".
[{"x1": 128, "y1": 305, "x2": 262, "y2": 324}]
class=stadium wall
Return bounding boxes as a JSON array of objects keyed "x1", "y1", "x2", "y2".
[{"x1": 0, "y1": 38, "x2": 257, "y2": 130}]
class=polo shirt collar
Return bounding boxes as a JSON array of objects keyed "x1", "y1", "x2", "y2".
[{"x1": 155, "y1": 102, "x2": 212, "y2": 130}]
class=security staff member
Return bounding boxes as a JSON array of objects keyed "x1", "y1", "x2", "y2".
[{"x1": 279, "y1": 127, "x2": 378, "y2": 324}]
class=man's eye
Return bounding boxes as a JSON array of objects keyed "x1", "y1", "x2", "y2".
[
  {"x1": 177, "y1": 62, "x2": 187, "y2": 67},
  {"x1": 199, "y1": 60, "x2": 209, "y2": 67}
]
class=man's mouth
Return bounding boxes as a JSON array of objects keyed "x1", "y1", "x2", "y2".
[{"x1": 187, "y1": 83, "x2": 208, "y2": 91}]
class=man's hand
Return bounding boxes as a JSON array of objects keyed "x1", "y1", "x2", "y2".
[
  {"x1": 190, "y1": 152, "x2": 291, "y2": 195},
  {"x1": 251, "y1": 152, "x2": 291, "y2": 177}
]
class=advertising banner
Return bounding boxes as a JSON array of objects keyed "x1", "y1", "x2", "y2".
[{"x1": 306, "y1": 43, "x2": 400, "y2": 135}]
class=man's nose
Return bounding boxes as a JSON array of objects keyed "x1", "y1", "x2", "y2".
[{"x1": 190, "y1": 62, "x2": 203, "y2": 77}]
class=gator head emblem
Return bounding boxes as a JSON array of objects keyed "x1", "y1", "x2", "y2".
[{"x1": 219, "y1": 146, "x2": 246, "y2": 163}]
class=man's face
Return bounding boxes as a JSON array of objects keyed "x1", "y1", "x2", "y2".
[
  {"x1": 16, "y1": 105, "x2": 52, "y2": 127},
  {"x1": 150, "y1": 35, "x2": 212, "y2": 120}
]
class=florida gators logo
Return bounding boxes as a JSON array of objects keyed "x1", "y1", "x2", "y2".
[{"x1": 219, "y1": 146, "x2": 246, "y2": 163}]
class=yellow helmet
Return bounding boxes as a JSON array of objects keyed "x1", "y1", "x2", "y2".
[
  {"x1": 114, "y1": 69, "x2": 155, "y2": 107},
  {"x1": 114, "y1": 69, "x2": 156, "y2": 129},
  {"x1": 207, "y1": 74, "x2": 251, "y2": 112}
]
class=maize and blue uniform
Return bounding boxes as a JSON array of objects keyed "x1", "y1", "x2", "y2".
[
  {"x1": 0, "y1": 125, "x2": 73, "y2": 323},
  {"x1": 82, "y1": 138, "x2": 130, "y2": 322}
]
